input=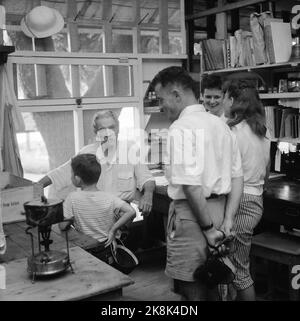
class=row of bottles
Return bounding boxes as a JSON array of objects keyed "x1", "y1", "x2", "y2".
[{"x1": 144, "y1": 90, "x2": 159, "y2": 107}]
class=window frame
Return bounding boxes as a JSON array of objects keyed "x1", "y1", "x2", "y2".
[{"x1": 8, "y1": 53, "x2": 143, "y2": 153}]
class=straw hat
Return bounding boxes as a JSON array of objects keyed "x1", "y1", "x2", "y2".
[{"x1": 21, "y1": 6, "x2": 64, "y2": 38}]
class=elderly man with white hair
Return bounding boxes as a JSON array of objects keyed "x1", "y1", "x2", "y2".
[{"x1": 38, "y1": 110, "x2": 155, "y2": 216}]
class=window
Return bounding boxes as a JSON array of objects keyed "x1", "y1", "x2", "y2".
[
  {"x1": 4, "y1": 0, "x2": 184, "y2": 55},
  {"x1": 5, "y1": 0, "x2": 185, "y2": 188},
  {"x1": 16, "y1": 111, "x2": 75, "y2": 197},
  {"x1": 14, "y1": 63, "x2": 72, "y2": 100},
  {"x1": 11, "y1": 55, "x2": 140, "y2": 183},
  {"x1": 78, "y1": 29, "x2": 104, "y2": 53},
  {"x1": 11, "y1": 56, "x2": 138, "y2": 103}
]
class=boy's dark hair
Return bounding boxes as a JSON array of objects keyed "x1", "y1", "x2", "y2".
[
  {"x1": 71, "y1": 154, "x2": 101, "y2": 185},
  {"x1": 151, "y1": 66, "x2": 198, "y2": 98},
  {"x1": 201, "y1": 74, "x2": 223, "y2": 94}
]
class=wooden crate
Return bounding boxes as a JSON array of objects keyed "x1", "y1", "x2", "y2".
[{"x1": 0, "y1": 172, "x2": 43, "y2": 224}]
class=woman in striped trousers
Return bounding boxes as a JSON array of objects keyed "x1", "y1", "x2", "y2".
[{"x1": 221, "y1": 79, "x2": 271, "y2": 301}]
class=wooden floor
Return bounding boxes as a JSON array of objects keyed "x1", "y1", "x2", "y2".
[
  {"x1": 109, "y1": 246, "x2": 181, "y2": 301},
  {"x1": 106, "y1": 246, "x2": 292, "y2": 301}
]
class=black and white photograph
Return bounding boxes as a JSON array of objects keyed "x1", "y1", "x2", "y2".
[{"x1": 0, "y1": 0, "x2": 300, "y2": 308}]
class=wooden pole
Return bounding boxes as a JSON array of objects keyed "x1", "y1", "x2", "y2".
[{"x1": 215, "y1": 0, "x2": 227, "y2": 40}]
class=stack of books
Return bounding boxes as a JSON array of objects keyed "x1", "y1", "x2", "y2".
[
  {"x1": 265, "y1": 106, "x2": 300, "y2": 139},
  {"x1": 200, "y1": 30, "x2": 256, "y2": 71},
  {"x1": 200, "y1": 19, "x2": 292, "y2": 72},
  {"x1": 261, "y1": 19, "x2": 292, "y2": 64},
  {"x1": 201, "y1": 39, "x2": 225, "y2": 70}
]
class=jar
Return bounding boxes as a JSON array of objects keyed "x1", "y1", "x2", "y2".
[
  {"x1": 290, "y1": 37, "x2": 300, "y2": 61},
  {"x1": 287, "y1": 78, "x2": 300, "y2": 92}
]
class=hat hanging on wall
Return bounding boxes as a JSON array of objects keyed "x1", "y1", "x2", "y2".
[{"x1": 20, "y1": 6, "x2": 64, "y2": 38}]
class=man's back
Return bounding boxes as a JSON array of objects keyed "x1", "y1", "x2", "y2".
[{"x1": 166, "y1": 105, "x2": 237, "y2": 199}]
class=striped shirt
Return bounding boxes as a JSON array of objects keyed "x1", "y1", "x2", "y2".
[{"x1": 63, "y1": 190, "x2": 126, "y2": 242}]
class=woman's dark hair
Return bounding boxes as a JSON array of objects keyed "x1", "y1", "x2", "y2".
[
  {"x1": 151, "y1": 66, "x2": 198, "y2": 98},
  {"x1": 222, "y1": 79, "x2": 267, "y2": 138},
  {"x1": 71, "y1": 154, "x2": 101, "y2": 185}
]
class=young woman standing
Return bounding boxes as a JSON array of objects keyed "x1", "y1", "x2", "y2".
[{"x1": 222, "y1": 80, "x2": 271, "y2": 301}]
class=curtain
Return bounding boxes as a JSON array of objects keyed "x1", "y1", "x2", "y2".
[
  {"x1": 0, "y1": 203, "x2": 5, "y2": 255},
  {"x1": 0, "y1": 64, "x2": 24, "y2": 176}
]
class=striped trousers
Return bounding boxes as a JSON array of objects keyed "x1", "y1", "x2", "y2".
[{"x1": 230, "y1": 193, "x2": 263, "y2": 290}]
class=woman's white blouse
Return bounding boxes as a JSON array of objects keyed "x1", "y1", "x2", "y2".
[{"x1": 232, "y1": 121, "x2": 270, "y2": 195}]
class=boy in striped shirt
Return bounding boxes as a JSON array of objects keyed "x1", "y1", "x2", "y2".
[{"x1": 59, "y1": 154, "x2": 136, "y2": 248}]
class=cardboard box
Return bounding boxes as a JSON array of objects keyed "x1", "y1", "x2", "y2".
[{"x1": 0, "y1": 172, "x2": 43, "y2": 224}]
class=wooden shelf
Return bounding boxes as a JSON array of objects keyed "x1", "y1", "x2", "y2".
[
  {"x1": 260, "y1": 92, "x2": 300, "y2": 99},
  {"x1": 202, "y1": 62, "x2": 300, "y2": 100},
  {"x1": 141, "y1": 54, "x2": 187, "y2": 60},
  {"x1": 0, "y1": 45, "x2": 15, "y2": 65},
  {"x1": 202, "y1": 60, "x2": 300, "y2": 75},
  {"x1": 270, "y1": 138, "x2": 300, "y2": 144},
  {"x1": 144, "y1": 106, "x2": 161, "y2": 114}
]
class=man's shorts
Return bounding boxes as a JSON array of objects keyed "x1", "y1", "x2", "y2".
[{"x1": 165, "y1": 197, "x2": 226, "y2": 282}]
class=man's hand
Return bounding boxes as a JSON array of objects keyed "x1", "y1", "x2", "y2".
[
  {"x1": 139, "y1": 180, "x2": 155, "y2": 216},
  {"x1": 38, "y1": 175, "x2": 52, "y2": 188},
  {"x1": 203, "y1": 227, "x2": 227, "y2": 255},
  {"x1": 138, "y1": 193, "x2": 153, "y2": 216},
  {"x1": 219, "y1": 218, "x2": 234, "y2": 238}
]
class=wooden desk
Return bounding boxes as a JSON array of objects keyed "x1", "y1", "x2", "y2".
[
  {"x1": 153, "y1": 175, "x2": 300, "y2": 228},
  {"x1": 263, "y1": 177, "x2": 300, "y2": 229},
  {"x1": 0, "y1": 246, "x2": 133, "y2": 301},
  {"x1": 264, "y1": 177, "x2": 300, "y2": 206},
  {"x1": 0, "y1": 221, "x2": 101, "y2": 263}
]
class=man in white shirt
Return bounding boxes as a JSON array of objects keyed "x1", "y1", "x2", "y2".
[
  {"x1": 38, "y1": 110, "x2": 155, "y2": 215},
  {"x1": 152, "y1": 66, "x2": 243, "y2": 301}
]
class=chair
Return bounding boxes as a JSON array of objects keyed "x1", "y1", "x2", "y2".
[{"x1": 251, "y1": 231, "x2": 300, "y2": 301}]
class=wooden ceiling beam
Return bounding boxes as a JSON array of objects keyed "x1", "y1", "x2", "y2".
[
  {"x1": 186, "y1": 0, "x2": 268, "y2": 21},
  {"x1": 102, "y1": 0, "x2": 113, "y2": 21}
]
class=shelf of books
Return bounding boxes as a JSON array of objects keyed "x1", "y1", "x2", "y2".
[
  {"x1": 270, "y1": 138, "x2": 300, "y2": 144},
  {"x1": 202, "y1": 60, "x2": 300, "y2": 75},
  {"x1": 260, "y1": 93, "x2": 300, "y2": 100},
  {"x1": 265, "y1": 106, "x2": 300, "y2": 144},
  {"x1": 200, "y1": 19, "x2": 296, "y2": 75}
]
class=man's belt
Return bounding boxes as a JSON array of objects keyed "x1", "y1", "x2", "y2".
[
  {"x1": 206, "y1": 194, "x2": 226, "y2": 200},
  {"x1": 172, "y1": 194, "x2": 226, "y2": 202}
]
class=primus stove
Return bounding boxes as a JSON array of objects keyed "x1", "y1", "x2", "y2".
[{"x1": 24, "y1": 196, "x2": 73, "y2": 282}]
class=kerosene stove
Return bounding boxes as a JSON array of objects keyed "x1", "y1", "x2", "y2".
[{"x1": 23, "y1": 196, "x2": 73, "y2": 282}]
